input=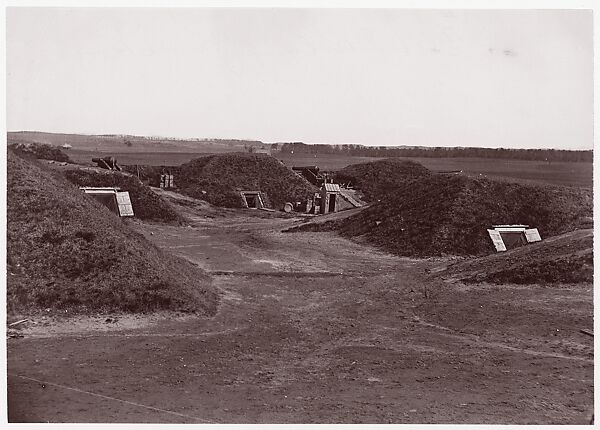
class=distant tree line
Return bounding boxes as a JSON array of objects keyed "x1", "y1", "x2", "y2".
[{"x1": 276, "y1": 142, "x2": 592, "y2": 162}]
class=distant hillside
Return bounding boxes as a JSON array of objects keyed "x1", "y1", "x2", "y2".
[
  {"x1": 279, "y1": 142, "x2": 592, "y2": 162},
  {"x1": 8, "y1": 131, "x2": 592, "y2": 162},
  {"x1": 7, "y1": 131, "x2": 274, "y2": 154}
]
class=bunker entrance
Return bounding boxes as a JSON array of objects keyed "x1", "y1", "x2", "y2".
[
  {"x1": 487, "y1": 225, "x2": 542, "y2": 252},
  {"x1": 245, "y1": 194, "x2": 259, "y2": 208},
  {"x1": 328, "y1": 194, "x2": 337, "y2": 213},
  {"x1": 240, "y1": 191, "x2": 265, "y2": 209},
  {"x1": 80, "y1": 187, "x2": 134, "y2": 217},
  {"x1": 499, "y1": 231, "x2": 528, "y2": 249}
]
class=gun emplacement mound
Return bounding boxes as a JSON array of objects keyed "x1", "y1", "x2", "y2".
[
  {"x1": 176, "y1": 153, "x2": 318, "y2": 209},
  {"x1": 7, "y1": 151, "x2": 218, "y2": 314},
  {"x1": 288, "y1": 173, "x2": 592, "y2": 257},
  {"x1": 64, "y1": 168, "x2": 184, "y2": 223},
  {"x1": 334, "y1": 158, "x2": 432, "y2": 201},
  {"x1": 436, "y1": 228, "x2": 593, "y2": 285}
]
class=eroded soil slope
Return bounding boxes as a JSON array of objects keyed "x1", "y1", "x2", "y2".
[{"x1": 433, "y1": 229, "x2": 593, "y2": 284}]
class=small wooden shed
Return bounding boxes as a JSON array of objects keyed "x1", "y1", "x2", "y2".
[{"x1": 320, "y1": 183, "x2": 341, "y2": 214}]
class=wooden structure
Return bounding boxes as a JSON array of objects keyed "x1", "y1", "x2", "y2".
[
  {"x1": 320, "y1": 183, "x2": 341, "y2": 214},
  {"x1": 487, "y1": 225, "x2": 542, "y2": 252},
  {"x1": 240, "y1": 191, "x2": 266, "y2": 209},
  {"x1": 80, "y1": 187, "x2": 134, "y2": 217},
  {"x1": 160, "y1": 173, "x2": 174, "y2": 189}
]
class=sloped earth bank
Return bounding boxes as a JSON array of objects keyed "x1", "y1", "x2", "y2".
[
  {"x1": 433, "y1": 229, "x2": 593, "y2": 285},
  {"x1": 7, "y1": 193, "x2": 593, "y2": 424}
]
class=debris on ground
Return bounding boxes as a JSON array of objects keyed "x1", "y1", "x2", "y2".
[
  {"x1": 7, "y1": 329, "x2": 24, "y2": 339},
  {"x1": 8, "y1": 319, "x2": 29, "y2": 327}
]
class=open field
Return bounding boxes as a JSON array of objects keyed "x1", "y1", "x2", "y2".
[
  {"x1": 7, "y1": 193, "x2": 593, "y2": 424},
  {"x1": 278, "y1": 154, "x2": 593, "y2": 188},
  {"x1": 7, "y1": 131, "x2": 264, "y2": 153},
  {"x1": 67, "y1": 149, "x2": 592, "y2": 188}
]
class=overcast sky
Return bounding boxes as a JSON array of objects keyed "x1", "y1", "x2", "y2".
[{"x1": 6, "y1": 8, "x2": 593, "y2": 149}]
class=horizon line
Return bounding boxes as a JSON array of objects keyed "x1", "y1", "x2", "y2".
[{"x1": 7, "y1": 130, "x2": 594, "y2": 152}]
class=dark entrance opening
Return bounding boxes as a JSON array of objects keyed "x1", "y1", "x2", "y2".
[
  {"x1": 499, "y1": 231, "x2": 527, "y2": 249},
  {"x1": 88, "y1": 193, "x2": 120, "y2": 215},
  {"x1": 241, "y1": 191, "x2": 264, "y2": 209},
  {"x1": 328, "y1": 194, "x2": 336, "y2": 213},
  {"x1": 244, "y1": 194, "x2": 258, "y2": 208}
]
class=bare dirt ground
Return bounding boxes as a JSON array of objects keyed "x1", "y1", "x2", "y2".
[{"x1": 7, "y1": 194, "x2": 593, "y2": 424}]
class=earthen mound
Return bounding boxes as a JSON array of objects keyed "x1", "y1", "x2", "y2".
[
  {"x1": 7, "y1": 151, "x2": 218, "y2": 314},
  {"x1": 177, "y1": 153, "x2": 318, "y2": 209}
]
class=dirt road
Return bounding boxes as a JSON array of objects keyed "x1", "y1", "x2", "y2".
[{"x1": 7, "y1": 201, "x2": 593, "y2": 423}]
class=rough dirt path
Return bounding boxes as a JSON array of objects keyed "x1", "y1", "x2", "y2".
[{"x1": 7, "y1": 202, "x2": 593, "y2": 424}]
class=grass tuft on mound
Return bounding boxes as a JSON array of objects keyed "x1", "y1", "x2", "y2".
[
  {"x1": 7, "y1": 151, "x2": 218, "y2": 314},
  {"x1": 176, "y1": 153, "x2": 318, "y2": 209},
  {"x1": 63, "y1": 169, "x2": 184, "y2": 223}
]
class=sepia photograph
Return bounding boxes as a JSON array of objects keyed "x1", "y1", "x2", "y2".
[{"x1": 4, "y1": 2, "x2": 595, "y2": 425}]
